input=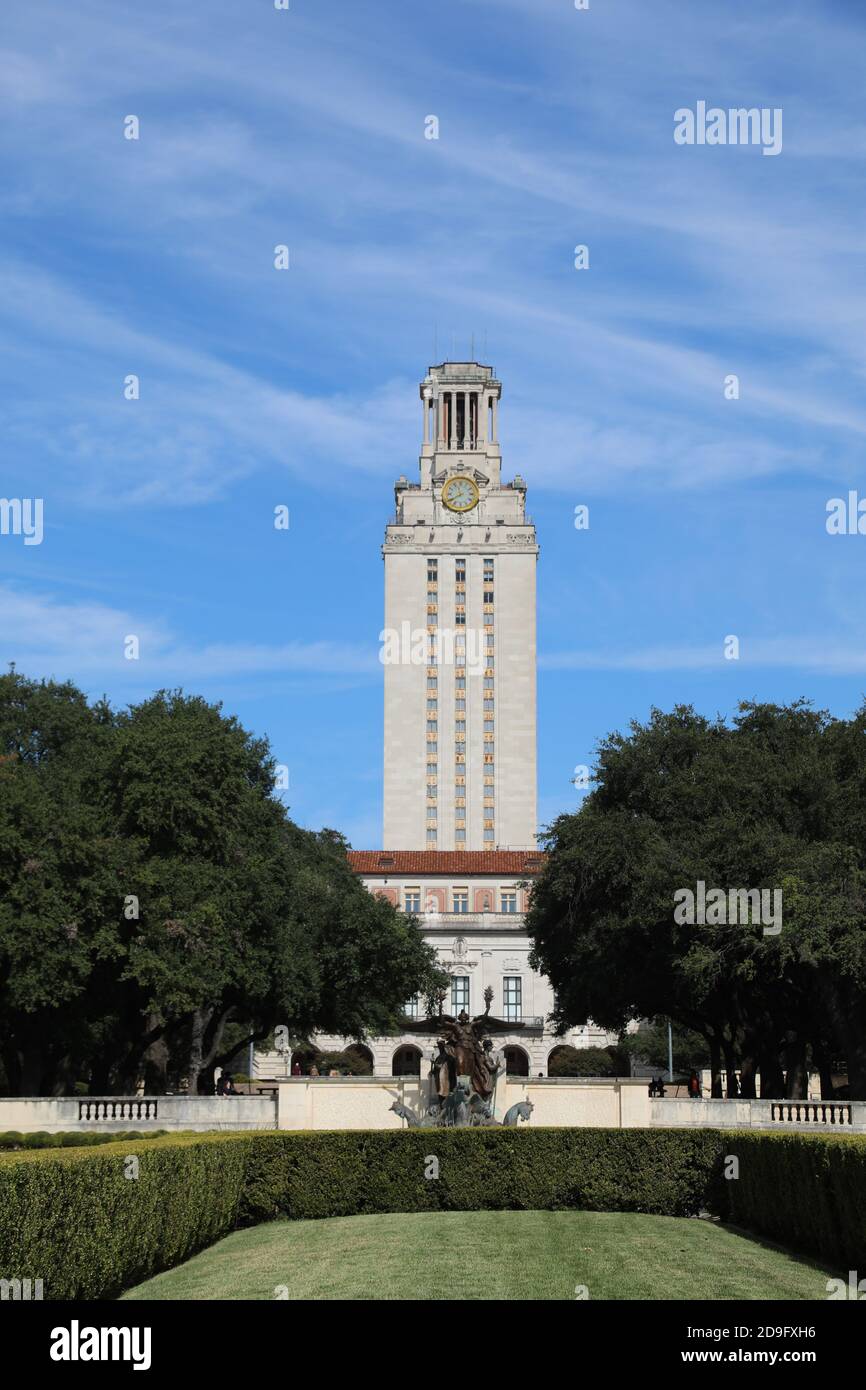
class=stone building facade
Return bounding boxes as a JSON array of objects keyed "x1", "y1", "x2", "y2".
[{"x1": 256, "y1": 361, "x2": 616, "y2": 1084}]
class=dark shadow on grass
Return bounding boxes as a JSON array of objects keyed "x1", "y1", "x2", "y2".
[{"x1": 715, "y1": 1219, "x2": 840, "y2": 1285}]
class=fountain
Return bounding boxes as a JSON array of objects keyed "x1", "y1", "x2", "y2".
[{"x1": 388, "y1": 988, "x2": 534, "y2": 1128}]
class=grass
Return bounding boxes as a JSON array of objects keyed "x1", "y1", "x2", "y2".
[{"x1": 122, "y1": 1210, "x2": 837, "y2": 1301}]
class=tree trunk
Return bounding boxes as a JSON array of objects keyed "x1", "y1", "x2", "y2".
[
  {"x1": 739, "y1": 1038, "x2": 758, "y2": 1099},
  {"x1": 187, "y1": 1007, "x2": 213, "y2": 1095},
  {"x1": 814, "y1": 1053, "x2": 835, "y2": 1100},
  {"x1": 1, "y1": 1043, "x2": 22, "y2": 1096},
  {"x1": 20, "y1": 1045, "x2": 45, "y2": 1096},
  {"x1": 783, "y1": 1034, "x2": 807, "y2": 1098},
  {"x1": 708, "y1": 1035, "x2": 723, "y2": 1098},
  {"x1": 759, "y1": 1054, "x2": 785, "y2": 1099},
  {"x1": 143, "y1": 1025, "x2": 170, "y2": 1095},
  {"x1": 722, "y1": 1038, "x2": 740, "y2": 1097},
  {"x1": 842, "y1": 1033, "x2": 866, "y2": 1102}
]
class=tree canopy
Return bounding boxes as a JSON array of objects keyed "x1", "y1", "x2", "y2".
[
  {"x1": 0, "y1": 672, "x2": 443, "y2": 1095},
  {"x1": 527, "y1": 701, "x2": 866, "y2": 1099}
]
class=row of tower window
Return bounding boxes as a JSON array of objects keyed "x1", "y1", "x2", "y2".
[{"x1": 426, "y1": 557, "x2": 495, "y2": 841}]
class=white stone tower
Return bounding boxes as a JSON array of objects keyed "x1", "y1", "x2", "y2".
[{"x1": 382, "y1": 362, "x2": 538, "y2": 851}]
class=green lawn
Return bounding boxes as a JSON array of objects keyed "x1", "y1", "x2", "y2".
[{"x1": 122, "y1": 1210, "x2": 836, "y2": 1301}]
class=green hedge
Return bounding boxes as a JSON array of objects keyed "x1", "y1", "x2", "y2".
[
  {"x1": 0, "y1": 1130, "x2": 168, "y2": 1151},
  {"x1": 0, "y1": 1127, "x2": 723, "y2": 1299},
  {"x1": 2, "y1": 1127, "x2": 862, "y2": 1300},
  {"x1": 720, "y1": 1132, "x2": 866, "y2": 1271}
]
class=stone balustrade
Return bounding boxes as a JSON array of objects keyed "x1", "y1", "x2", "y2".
[
  {"x1": 3, "y1": 1085, "x2": 864, "y2": 1135},
  {"x1": 649, "y1": 1096, "x2": 866, "y2": 1132},
  {"x1": 0, "y1": 1094, "x2": 277, "y2": 1134}
]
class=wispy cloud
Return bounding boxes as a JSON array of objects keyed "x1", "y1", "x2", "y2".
[{"x1": 0, "y1": 585, "x2": 379, "y2": 684}]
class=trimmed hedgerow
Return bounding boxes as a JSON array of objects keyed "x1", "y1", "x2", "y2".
[
  {"x1": 0, "y1": 1127, "x2": 724, "y2": 1299},
  {"x1": 719, "y1": 1131, "x2": 866, "y2": 1271},
  {"x1": 1, "y1": 1126, "x2": 862, "y2": 1300},
  {"x1": 236, "y1": 1127, "x2": 726, "y2": 1225},
  {"x1": 0, "y1": 1132, "x2": 252, "y2": 1300},
  {"x1": 0, "y1": 1130, "x2": 168, "y2": 1151}
]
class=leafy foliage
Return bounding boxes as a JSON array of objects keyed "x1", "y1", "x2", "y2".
[
  {"x1": 0, "y1": 673, "x2": 443, "y2": 1095},
  {"x1": 528, "y1": 701, "x2": 866, "y2": 1098}
]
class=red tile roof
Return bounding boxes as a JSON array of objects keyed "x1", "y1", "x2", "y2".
[{"x1": 347, "y1": 850, "x2": 546, "y2": 875}]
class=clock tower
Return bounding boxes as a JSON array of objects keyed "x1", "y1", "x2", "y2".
[{"x1": 382, "y1": 362, "x2": 538, "y2": 851}]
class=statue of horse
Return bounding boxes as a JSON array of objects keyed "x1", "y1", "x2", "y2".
[{"x1": 501, "y1": 1100, "x2": 533, "y2": 1127}]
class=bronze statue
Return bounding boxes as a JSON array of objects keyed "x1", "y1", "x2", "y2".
[
  {"x1": 430, "y1": 1037, "x2": 456, "y2": 1098},
  {"x1": 401, "y1": 999, "x2": 523, "y2": 1103}
]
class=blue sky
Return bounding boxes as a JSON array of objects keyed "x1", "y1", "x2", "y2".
[{"x1": 2, "y1": 0, "x2": 866, "y2": 846}]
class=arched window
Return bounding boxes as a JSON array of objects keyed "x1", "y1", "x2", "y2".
[
  {"x1": 504, "y1": 1046, "x2": 529, "y2": 1077},
  {"x1": 392, "y1": 1045, "x2": 423, "y2": 1076}
]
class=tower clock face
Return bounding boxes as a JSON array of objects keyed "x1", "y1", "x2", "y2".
[{"x1": 442, "y1": 476, "x2": 479, "y2": 512}]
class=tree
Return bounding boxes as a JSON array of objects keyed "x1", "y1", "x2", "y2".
[
  {"x1": 547, "y1": 1045, "x2": 627, "y2": 1077},
  {"x1": 528, "y1": 701, "x2": 866, "y2": 1100},
  {"x1": 620, "y1": 1018, "x2": 709, "y2": 1076},
  {"x1": 0, "y1": 675, "x2": 442, "y2": 1095}
]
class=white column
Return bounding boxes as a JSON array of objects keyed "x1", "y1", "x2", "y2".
[
  {"x1": 478, "y1": 393, "x2": 487, "y2": 445},
  {"x1": 492, "y1": 394, "x2": 498, "y2": 443},
  {"x1": 449, "y1": 393, "x2": 455, "y2": 450}
]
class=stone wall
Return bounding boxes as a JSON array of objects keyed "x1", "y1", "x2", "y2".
[
  {"x1": 651, "y1": 1096, "x2": 866, "y2": 1133},
  {"x1": 5, "y1": 1084, "x2": 861, "y2": 1135},
  {"x1": 272, "y1": 1075, "x2": 653, "y2": 1130},
  {"x1": 0, "y1": 1094, "x2": 276, "y2": 1134}
]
